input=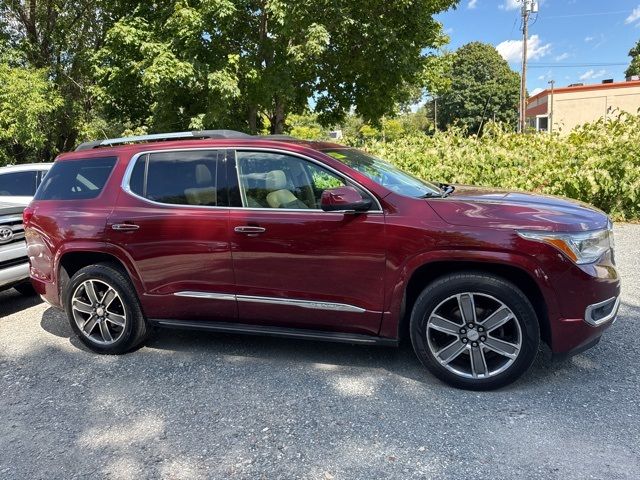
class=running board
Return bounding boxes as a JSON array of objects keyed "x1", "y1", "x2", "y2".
[{"x1": 150, "y1": 319, "x2": 398, "y2": 347}]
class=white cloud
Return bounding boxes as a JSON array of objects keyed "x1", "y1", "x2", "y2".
[
  {"x1": 500, "y1": 0, "x2": 520, "y2": 10},
  {"x1": 496, "y1": 35, "x2": 552, "y2": 63},
  {"x1": 625, "y1": 6, "x2": 640, "y2": 25},
  {"x1": 554, "y1": 52, "x2": 570, "y2": 62},
  {"x1": 579, "y1": 69, "x2": 607, "y2": 81},
  {"x1": 584, "y1": 36, "x2": 595, "y2": 43},
  {"x1": 467, "y1": 0, "x2": 478, "y2": 9},
  {"x1": 530, "y1": 87, "x2": 544, "y2": 96}
]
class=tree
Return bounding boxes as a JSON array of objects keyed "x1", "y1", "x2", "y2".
[
  {"x1": 438, "y1": 42, "x2": 520, "y2": 134},
  {"x1": 0, "y1": 0, "x2": 110, "y2": 159},
  {"x1": 0, "y1": 63, "x2": 62, "y2": 165},
  {"x1": 625, "y1": 40, "x2": 640, "y2": 78},
  {"x1": 95, "y1": 0, "x2": 459, "y2": 134}
]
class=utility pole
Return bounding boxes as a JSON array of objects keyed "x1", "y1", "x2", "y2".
[
  {"x1": 434, "y1": 97, "x2": 438, "y2": 132},
  {"x1": 548, "y1": 79, "x2": 555, "y2": 133},
  {"x1": 519, "y1": 0, "x2": 538, "y2": 133}
]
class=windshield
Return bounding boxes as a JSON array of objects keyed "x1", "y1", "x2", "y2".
[{"x1": 322, "y1": 148, "x2": 442, "y2": 198}]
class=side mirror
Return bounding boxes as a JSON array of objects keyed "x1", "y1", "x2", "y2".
[{"x1": 321, "y1": 186, "x2": 372, "y2": 213}]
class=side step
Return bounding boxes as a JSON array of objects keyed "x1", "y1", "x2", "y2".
[{"x1": 150, "y1": 319, "x2": 398, "y2": 347}]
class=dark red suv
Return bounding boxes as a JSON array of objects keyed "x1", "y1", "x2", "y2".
[{"x1": 24, "y1": 130, "x2": 620, "y2": 389}]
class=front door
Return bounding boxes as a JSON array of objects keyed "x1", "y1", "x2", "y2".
[
  {"x1": 107, "y1": 149, "x2": 237, "y2": 322},
  {"x1": 228, "y1": 149, "x2": 386, "y2": 335}
]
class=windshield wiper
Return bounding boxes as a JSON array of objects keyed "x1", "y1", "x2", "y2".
[
  {"x1": 419, "y1": 192, "x2": 442, "y2": 199},
  {"x1": 439, "y1": 184, "x2": 456, "y2": 198}
]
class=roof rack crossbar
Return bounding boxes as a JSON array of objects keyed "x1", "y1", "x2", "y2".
[{"x1": 75, "y1": 130, "x2": 251, "y2": 151}]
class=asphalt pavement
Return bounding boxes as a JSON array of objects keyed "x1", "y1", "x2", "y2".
[{"x1": 1, "y1": 224, "x2": 639, "y2": 479}]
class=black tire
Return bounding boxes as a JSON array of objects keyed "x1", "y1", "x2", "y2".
[
  {"x1": 410, "y1": 272, "x2": 540, "y2": 390},
  {"x1": 64, "y1": 263, "x2": 149, "y2": 354},
  {"x1": 14, "y1": 282, "x2": 36, "y2": 296}
]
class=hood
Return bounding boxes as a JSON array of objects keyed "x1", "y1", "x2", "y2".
[
  {"x1": 0, "y1": 202, "x2": 26, "y2": 217},
  {"x1": 428, "y1": 185, "x2": 609, "y2": 232}
]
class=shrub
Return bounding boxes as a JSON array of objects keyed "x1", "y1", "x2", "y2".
[{"x1": 352, "y1": 114, "x2": 640, "y2": 221}]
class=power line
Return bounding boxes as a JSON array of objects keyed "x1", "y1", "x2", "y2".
[
  {"x1": 528, "y1": 62, "x2": 627, "y2": 68},
  {"x1": 540, "y1": 10, "x2": 629, "y2": 19}
]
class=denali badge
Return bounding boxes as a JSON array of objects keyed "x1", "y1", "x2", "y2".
[{"x1": 0, "y1": 226, "x2": 14, "y2": 244}]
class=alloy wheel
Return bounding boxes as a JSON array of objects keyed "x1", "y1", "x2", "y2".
[
  {"x1": 71, "y1": 279, "x2": 127, "y2": 345},
  {"x1": 426, "y1": 292, "x2": 522, "y2": 379}
]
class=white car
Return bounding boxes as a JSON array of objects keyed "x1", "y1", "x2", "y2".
[{"x1": 0, "y1": 163, "x2": 52, "y2": 206}]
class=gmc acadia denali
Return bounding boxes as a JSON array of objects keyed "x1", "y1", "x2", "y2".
[{"x1": 23, "y1": 130, "x2": 620, "y2": 390}]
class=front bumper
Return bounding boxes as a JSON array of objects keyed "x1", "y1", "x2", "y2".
[
  {"x1": 0, "y1": 241, "x2": 30, "y2": 289},
  {"x1": 547, "y1": 248, "x2": 620, "y2": 356},
  {"x1": 551, "y1": 294, "x2": 620, "y2": 356},
  {"x1": 0, "y1": 262, "x2": 30, "y2": 289}
]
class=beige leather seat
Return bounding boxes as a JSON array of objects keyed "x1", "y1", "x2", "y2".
[
  {"x1": 184, "y1": 164, "x2": 217, "y2": 206},
  {"x1": 265, "y1": 170, "x2": 307, "y2": 209}
]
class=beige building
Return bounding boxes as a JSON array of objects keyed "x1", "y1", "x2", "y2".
[{"x1": 526, "y1": 78, "x2": 640, "y2": 134}]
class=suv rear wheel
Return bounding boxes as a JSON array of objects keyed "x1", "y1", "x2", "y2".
[
  {"x1": 64, "y1": 263, "x2": 149, "y2": 354},
  {"x1": 410, "y1": 272, "x2": 540, "y2": 390}
]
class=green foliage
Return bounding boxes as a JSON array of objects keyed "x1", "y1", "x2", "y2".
[
  {"x1": 287, "y1": 113, "x2": 326, "y2": 140},
  {"x1": 438, "y1": 42, "x2": 520, "y2": 134},
  {"x1": 94, "y1": 0, "x2": 458, "y2": 135},
  {"x1": 0, "y1": 63, "x2": 62, "y2": 165},
  {"x1": 355, "y1": 114, "x2": 640, "y2": 221},
  {"x1": 625, "y1": 39, "x2": 640, "y2": 78}
]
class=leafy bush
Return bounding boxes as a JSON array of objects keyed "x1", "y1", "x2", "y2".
[{"x1": 352, "y1": 114, "x2": 640, "y2": 221}]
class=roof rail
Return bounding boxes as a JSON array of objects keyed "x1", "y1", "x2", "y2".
[{"x1": 75, "y1": 130, "x2": 251, "y2": 151}]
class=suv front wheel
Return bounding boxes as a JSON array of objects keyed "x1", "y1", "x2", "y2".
[
  {"x1": 64, "y1": 263, "x2": 149, "y2": 354},
  {"x1": 410, "y1": 272, "x2": 540, "y2": 390}
]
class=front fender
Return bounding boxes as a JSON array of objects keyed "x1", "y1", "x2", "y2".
[{"x1": 379, "y1": 248, "x2": 560, "y2": 339}]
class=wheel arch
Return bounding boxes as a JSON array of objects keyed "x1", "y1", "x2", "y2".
[
  {"x1": 57, "y1": 249, "x2": 143, "y2": 303},
  {"x1": 397, "y1": 260, "x2": 551, "y2": 347}
]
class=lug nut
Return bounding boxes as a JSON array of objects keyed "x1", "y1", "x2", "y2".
[
  {"x1": 462, "y1": 338, "x2": 468, "y2": 344},
  {"x1": 460, "y1": 328, "x2": 467, "y2": 334},
  {"x1": 480, "y1": 336, "x2": 486, "y2": 342},
  {"x1": 471, "y1": 341, "x2": 478, "y2": 347},
  {"x1": 468, "y1": 323, "x2": 474, "y2": 329},
  {"x1": 477, "y1": 326, "x2": 484, "y2": 332}
]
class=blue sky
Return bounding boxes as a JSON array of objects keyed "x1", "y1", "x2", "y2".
[{"x1": 437, "y1": 0, "x2": 640, "y2": 95}]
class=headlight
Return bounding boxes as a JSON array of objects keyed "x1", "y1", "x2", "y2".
[{"x1": 517, "y1": 223, "x2": 614, "y2": 265}]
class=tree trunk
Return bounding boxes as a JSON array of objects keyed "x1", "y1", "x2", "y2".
[
  {"x1": 270, "y1": 98, "x2": 285, "y2": 134},
  {"x1": 248, "y1": 105, "x2": 258, "y2": 134}
]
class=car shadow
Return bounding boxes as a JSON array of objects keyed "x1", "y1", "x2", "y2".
[
  {"x1": 39, "y1": 305, "x2": 576, "y2": 390},
  {"x1": 0, "y1": 289, "x2": 42, "y2": 318}
]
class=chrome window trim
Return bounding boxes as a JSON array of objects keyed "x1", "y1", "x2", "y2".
[
  {"x1": 121, "y1": 147, "x2": 383, "y2": 213},
  {"x1": 173, "y1": 291, "x2": 366, "y2": 313},
  {"x1": 584, "y1": 295, "x2": 620, "y2": 326}
]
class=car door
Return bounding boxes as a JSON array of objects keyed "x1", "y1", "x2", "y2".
[
  {"x1": 107, "y1": 149, "x2": 237, "y2": 322},
  {"x1": 228, "y1": 149, "x2": 386, "y2": 336}
]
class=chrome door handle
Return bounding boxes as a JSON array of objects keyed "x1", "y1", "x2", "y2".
[
  {"x1": 111, "y1": 223, "x2": 140, "y2": 231},
  {"x1": 234, "y1": 226, "x2": 266, "y2": 234}
]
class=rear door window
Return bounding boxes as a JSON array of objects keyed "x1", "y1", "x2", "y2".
[
  {"x1": 0, "y1": 171, "x2": 38, "y2": 196},
  {"x1": 35, "y1": 157, "x2": 116, "y2": 200},
  {"x1": 128, "y1": 150, "x2": 224, "y2": 207}
]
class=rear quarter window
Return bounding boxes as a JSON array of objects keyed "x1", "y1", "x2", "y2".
[{"x1": 35, "y1": 157, "x2": 117, "y2": 200}]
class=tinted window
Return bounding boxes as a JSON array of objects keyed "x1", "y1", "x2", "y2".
[
  {"x1": 0, "y1": 171, "x2": 38, "y2": 196},
  {"x1": 35, "y1": 158, "x2": 116, "y2": 200},
  {"x1": 130, "y1": 151, "x2": 221, "y2": 206},
  {"x1": 236, "y1": 151, "x2": 348, "y2": 209}
]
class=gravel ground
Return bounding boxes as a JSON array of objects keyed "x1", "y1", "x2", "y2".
[{"x1": 1, "y1": 224, "x2": 639, "y2": 480}]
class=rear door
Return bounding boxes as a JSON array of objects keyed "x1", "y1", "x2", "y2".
[
  {"x1": 227, "y1": 149, "x2": 387, "y2": 335},
  {"x1": 107, "y1": 149, "x2": 237, "y2": 322}
]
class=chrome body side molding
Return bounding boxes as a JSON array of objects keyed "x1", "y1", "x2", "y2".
[{"x1": 173, "y1": 291, "x2": 366, "y2": 313}]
